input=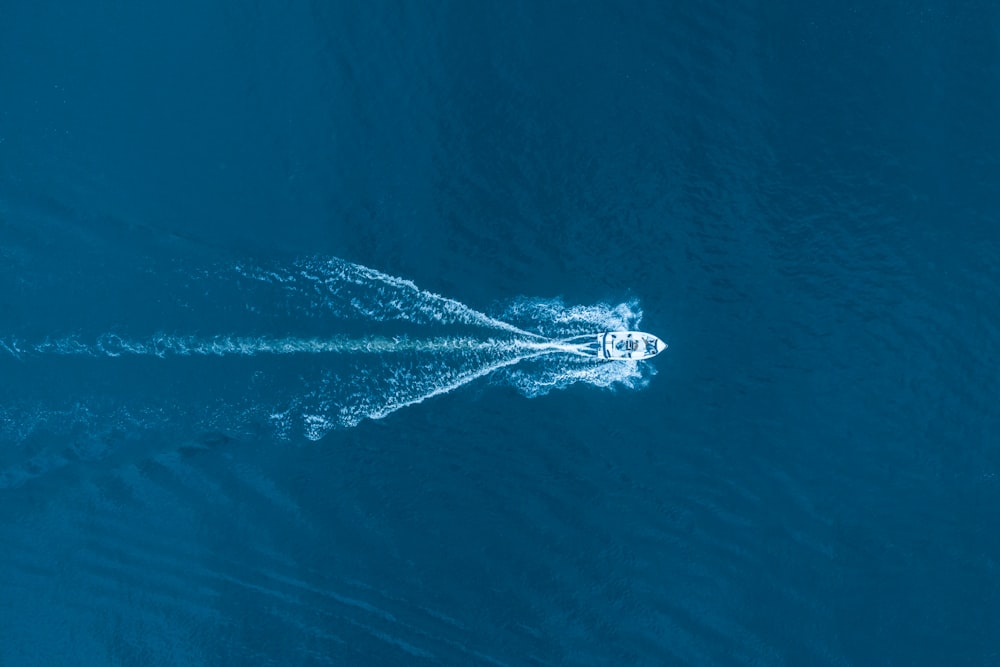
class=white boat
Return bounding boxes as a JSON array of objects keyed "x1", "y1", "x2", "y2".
[
  {"x1": 598, "y1": 331, "x2": 666, "y2": 360},
  {"x1": 560, "y1": 331, "x2": 667, "y2": 360}
]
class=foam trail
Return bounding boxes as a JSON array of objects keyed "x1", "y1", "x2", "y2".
[
  {"x1": 324, "y1": 350, "x2": 557, "y2": 433},
  {"x1": 500, "y1": 297, "x2": 644, "y2": 337},
  {"x1": 0, "y1": 257, "x2": 658, "y2": 445},
  {"x1": 232, "y1": 258, "x2": 550, "y2": 339},
  {"x1": 8, "y1": 335, "x2": 532, "y2": 359}
]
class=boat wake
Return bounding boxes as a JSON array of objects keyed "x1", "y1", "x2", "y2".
[{"x1": 1, "y1": 257, "x2": 656, "y2": 445}]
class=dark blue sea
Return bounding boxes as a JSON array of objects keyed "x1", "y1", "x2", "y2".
[{"x1": 2, "y1": 2, "x2": 999, "y2": 665}]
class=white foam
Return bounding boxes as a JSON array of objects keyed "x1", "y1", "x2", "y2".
[
  {"x1": 235, "y1": 258, "x2": 550, "y2": 339},
  {"x1": 2, "y1": 334, "x2": 531, "y2": 358},
  {"x1": 501, "y1": 297, "x2": 644, "y2": 337},
  {"x1": 1, "y1": 257, "x2": 659, "y2": 441}
]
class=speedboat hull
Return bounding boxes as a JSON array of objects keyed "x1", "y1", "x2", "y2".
[{"x1": 599, "y1": 331, "x2": 666, "y2": 360}]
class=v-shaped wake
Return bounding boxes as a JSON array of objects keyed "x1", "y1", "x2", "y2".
[{"x1": 1, "y1": 257, "x2": 659, "y2": 442}]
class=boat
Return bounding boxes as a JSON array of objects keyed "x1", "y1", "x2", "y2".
[
  {"x1": 598, "y1": 331, "x2": 666, "y2": 360},
  {"x1": 560, "y1": 331, "x2": 667, "y2": 360}
]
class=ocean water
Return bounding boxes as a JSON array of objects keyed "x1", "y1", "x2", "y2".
[{"x1": 2, "y1": 1, "x2": 999, "y2": 665}]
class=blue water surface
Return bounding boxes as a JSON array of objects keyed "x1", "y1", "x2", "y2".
[{"x1": 2, "y1": 1, "x2": 999, "y2": 665}]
